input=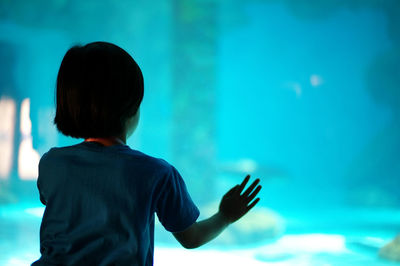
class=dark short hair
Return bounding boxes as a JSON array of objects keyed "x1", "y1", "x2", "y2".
[{"x1": 54, "y1": 41, "x2": 144, "y2": 139}]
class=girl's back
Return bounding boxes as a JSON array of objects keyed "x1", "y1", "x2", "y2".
[{"x1": 33, "y1": 141, "x2": 199, "y2": 265}]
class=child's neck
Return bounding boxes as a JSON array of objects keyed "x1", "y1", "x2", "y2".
[{"x1": 85, "y1": 136, "x2": 125, "y2": 146}]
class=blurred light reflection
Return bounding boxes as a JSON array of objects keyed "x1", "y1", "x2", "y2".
[
  {"x1": 0, "y1": 97, "x2": 16, "y2": 179},
  {"x1": 18, "y1": 98, "x2": 40, "y2": 180}
]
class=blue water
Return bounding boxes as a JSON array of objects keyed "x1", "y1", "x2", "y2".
[
  {"x1": 1, "y1": 1, "x2": 400, "y2": 265},
  {"x1": 1, "y1": 203, "x2": 399, "y2": 265}
]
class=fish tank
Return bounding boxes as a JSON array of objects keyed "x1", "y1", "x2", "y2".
[{"x1": 1, "y1": 0, "x2": 400, "y2": 265}]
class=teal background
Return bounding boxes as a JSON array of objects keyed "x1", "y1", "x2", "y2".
[{"x1": 1, "y1": 1, "x2": 399, "y2": 265}]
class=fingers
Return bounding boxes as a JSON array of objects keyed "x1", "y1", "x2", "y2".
[
  {"x1": 246, "y1": 185, "x2": 261, "y2": 204},
  {"x1": 238, "y1": 174, "x2": 250, "y2": 193},
  {"x1": 246, "y1": 198, "x2": 260, "y2": 213},
  {"x1": 241, "y1": 178, "x2": 260, "y2": 198}
]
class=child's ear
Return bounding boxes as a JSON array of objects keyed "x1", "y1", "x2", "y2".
[{"x1": 125, "y1": 110, "x2": 140, "y2": 138}]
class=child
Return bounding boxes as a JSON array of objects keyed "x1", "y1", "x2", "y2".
[{"x1": 32, "y1": 41, "x2": 261, "y2": 266}]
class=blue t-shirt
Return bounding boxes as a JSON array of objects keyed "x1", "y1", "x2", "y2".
[{"x1": 32, "y1": 141, "x2": 200, "y2": 266}]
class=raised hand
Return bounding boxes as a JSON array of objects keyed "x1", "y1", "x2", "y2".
[{"x1": 218, "y1": 175, "x2": 261, "y2": 224}]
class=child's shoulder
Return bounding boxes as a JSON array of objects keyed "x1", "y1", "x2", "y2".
[
  {"x1": 122, "y1": 148, "x2": 176, "y2": 176},
  {"x1": 41, "y1": 142, "x2": 174, "y2": 174},
  {"x1": 119, "y1": 147, "x2": 172, "y2": 170}
]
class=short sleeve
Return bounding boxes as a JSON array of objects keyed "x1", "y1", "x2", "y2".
[
  {"x1": 155, "y1": 165, "x2": 200, "y2": 232},
  {"x1": 37, "y1": 152, "x2": 49, "y2": 206}
]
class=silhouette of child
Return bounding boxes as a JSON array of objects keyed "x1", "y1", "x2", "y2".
[{"x1": 32, "y1": 41, "x2": 262, "y2": 266}]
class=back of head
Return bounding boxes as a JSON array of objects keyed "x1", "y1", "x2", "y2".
[{"x1": 54, "y1": 41, "x2": 144, "y2": 139}]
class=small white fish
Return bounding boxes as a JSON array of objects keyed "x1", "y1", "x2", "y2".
[{"x1": 310, "y1": 74, "x2": 324, "y2": 87}]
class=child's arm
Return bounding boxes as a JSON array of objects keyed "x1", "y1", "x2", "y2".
[{"x1": 173, "y1": 175, "x2": 261, "y2": 249}]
